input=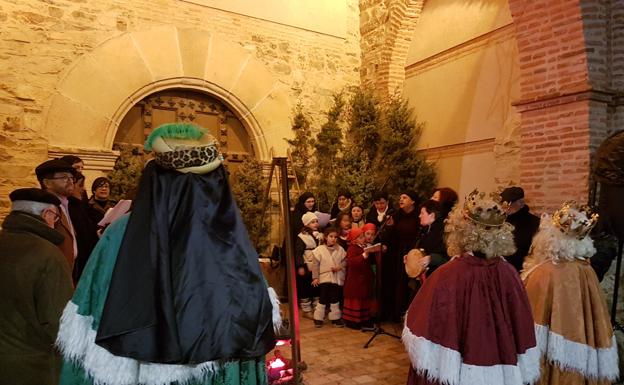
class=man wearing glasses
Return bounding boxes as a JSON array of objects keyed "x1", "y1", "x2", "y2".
[
  {"x1": 35, "y1": 159, "x2": 79, "y2": 272},
  {"x1": 0, "y1": 188, "x2": 74, "y2": 385}
]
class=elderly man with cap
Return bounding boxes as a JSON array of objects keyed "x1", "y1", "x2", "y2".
[
  {"x1": 500, "y1": 186, "x2": 540, "y2": 272},
  {"x1": 35, "y1": 159, "x2": 79, "y2": 272},
  {"x1": 0, "y1": 188, "x2": 74, "y2": 385}
]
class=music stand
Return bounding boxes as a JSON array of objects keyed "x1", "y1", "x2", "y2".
[{"x1": 363, "y1": 323, "x2": 401, "y2": 348}]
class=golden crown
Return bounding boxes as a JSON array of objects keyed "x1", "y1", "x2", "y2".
[
  {"x1": 551, "y1": 202, "x2": 598, "y2": 240},
  {"x1": 463, "y1": 189, "x2": 509, "y2": 227}
]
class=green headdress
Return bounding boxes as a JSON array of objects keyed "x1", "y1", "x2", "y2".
[
  {"x1": 144, "y1": 123, "x2": 206, "y2": 151},
  {"x1": 144, "y1": 123, "x2": 223, "y2": 174}
]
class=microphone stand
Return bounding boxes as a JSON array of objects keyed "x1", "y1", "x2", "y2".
[{"x1": 362, "y1": 210, "x2": 401, "y2": 348}]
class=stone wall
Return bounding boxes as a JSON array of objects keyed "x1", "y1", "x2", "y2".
[{"x1": 0, "y1": 0, "x2": 362, "y2": 218}]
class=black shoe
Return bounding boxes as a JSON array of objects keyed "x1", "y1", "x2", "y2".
[
  {"x1": 314, "y1": 320, "x2": 323, "y2": 328},
  {"x1": 332, "y1": 319, "x2": 345, "y2": 328},
  {"x1": 344, "y1": 320, "x2": 360, "y2": 330}
]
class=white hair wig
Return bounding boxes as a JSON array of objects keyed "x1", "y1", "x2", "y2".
[
  {"x1": 444, "y1": 205, "x2": 516, "y2": 259},
  {"x1": 524, "y1": 213, "x2": 596, "y2": 270}
]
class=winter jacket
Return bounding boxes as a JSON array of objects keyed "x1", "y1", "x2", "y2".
[
  {"x1": 505, "y1": 205, "x2": 540, "y2": 272},
  {"x1": 0, "y1": 211, "x2": 74, "y2": 385},
  {"x1": 311, "y1": 244, "x2": 347, "y2": 285}
]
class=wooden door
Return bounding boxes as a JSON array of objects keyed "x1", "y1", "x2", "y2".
[{"x1": 115, "y1": 90, "x2": 254, "y2": 171}]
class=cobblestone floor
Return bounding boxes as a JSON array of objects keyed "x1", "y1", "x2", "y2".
[{"x1": 279, "y1": 314, "x2": 410, "y2": 385}]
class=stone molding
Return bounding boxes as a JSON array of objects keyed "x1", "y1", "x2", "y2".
[
  {"x1": 418, "y1": 138, "x2": 495, "y2": 160},
  {"x1": 513, "y1": 89, "x2": 624, "y2": 112},
  {"x1": 48, "y1": 147, "x2": 120, "y2": 172},
  {"x1": 405, "y1": 23, "x2": 515, "y2": 78}
]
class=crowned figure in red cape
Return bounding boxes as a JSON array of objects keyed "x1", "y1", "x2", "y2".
[{"x1": 402, "y1": 189, "x2": 540, "y2": 385}]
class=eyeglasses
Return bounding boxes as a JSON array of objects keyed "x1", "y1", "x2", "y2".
[{"x1": 47, "y1": 175, "x2": 76, "y2": 183}]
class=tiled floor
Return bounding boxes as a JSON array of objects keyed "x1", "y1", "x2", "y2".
[{"x1": 276, "y1": 314, "x2": 410, "y2": 385}]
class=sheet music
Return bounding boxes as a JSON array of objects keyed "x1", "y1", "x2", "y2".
[
  {"x1": 97, "y1": 200, "x2": 132, "y2": 227},
  {"x1": 363, "y1": 243, "x2": 382, "y2": 253}
]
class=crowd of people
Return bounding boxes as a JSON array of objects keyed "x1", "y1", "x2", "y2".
[
  {"x1": 289, "y1": 186, "x2": 619, "y2": 385},
  {"x1": 0, "y1": 121, "x2": 620, "y2": 385},
  {"x1": 290, "y1": 187, "x2": 462, "y2": 328}
]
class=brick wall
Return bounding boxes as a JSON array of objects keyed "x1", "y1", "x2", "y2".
[
  {"x1": 508, "y1": 0, "x2": 620, "y2": 212},
  {"x1": 359, "y1": 0, "x2": 424, "y2": 99}
]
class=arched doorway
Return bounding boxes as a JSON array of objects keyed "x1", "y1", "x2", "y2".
[{"x1": 114, "y1": 89, "x2": 255, "y2": 171}]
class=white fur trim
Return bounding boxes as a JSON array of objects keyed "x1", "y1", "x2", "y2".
[
  {"x1": 402, "y1": 324, "x2": 540, "y2": 385},
  {"x1": 534, "y1": 324, "x2": 619, "y2": 381},
  {"x1": 267, "y1": 286, "x2": 282, "y2": 334},
  {"x1": 56, "y1": 301, "x2": 221, "y2": 385}
]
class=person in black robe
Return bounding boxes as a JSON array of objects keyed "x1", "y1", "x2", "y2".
[
  {"x1": 93, "y1": 123, "x2": 278, "y2": 366},
  {"x1": 430, "y1": 186, "x2": 457, "y2": 219},
  {"x1": 290, "y1": 191, "x2": 317, "y2": 243},
  {"x1": 500, "y1": 186, "x2": 540, "y2": 272},
  {"x1": 330, "y1": 190, "x2": 353, "y2": 220},
  {"x1": 379, "y1": 190, "x2": 421, "y2": 323},
  {"x1": 365, "y1": 190, "x2": 393, "y2": 229},
  {"x1": 67, "y1": 173, "x2": 99, "y2": 284},
  {"x1": 415, "y1": 199, "x2": 448, "y2": 277}
]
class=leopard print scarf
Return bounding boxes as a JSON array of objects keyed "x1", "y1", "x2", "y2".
[{"x1": 154, "y1": 144, "x2": 222, "y2": 170}]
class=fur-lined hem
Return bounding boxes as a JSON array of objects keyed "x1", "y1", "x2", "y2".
[
  {"x1": 55, "y1": 301, "x2": 222, "y2": 385},
  {"x1": 534, "y1": 324, "x2": 619, "y2": 381},
  {"x1": 267, "y1": 286, "x2": 282, "y2": 333},
  {"x1": 402, "y1": 325, "x2": 540, "y2": 385}
]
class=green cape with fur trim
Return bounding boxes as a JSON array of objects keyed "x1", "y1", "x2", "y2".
[{"x1": 56, "y1": 215, "x2": 270, "y2": 385}]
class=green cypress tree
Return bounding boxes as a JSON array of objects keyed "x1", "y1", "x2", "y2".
[
  {"x1": 107, "y1": 144, "x2": 145, "y2": 201},
  {"x1": 229, "y1": 156, "x2": 270, "y2": 254},
  {"x1": 336, "y1": 90, "x2": 380, "y2": 206},
  {"x1": 311, "y1": 93, "x2": 345, "y2": 212},
  {"x1": 375, "y1": 97, "x2": 437, "y2": 202},
  {"x1": 286, "y1": 105, "x2": 313, "y2": 188}
]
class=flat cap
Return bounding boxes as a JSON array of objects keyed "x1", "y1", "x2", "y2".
[
  {"x1": 9, "y1": 188, "x2": 61, "y2": 205},
  {"x1": 500, "y1": 186, "x2": 525, "y2": 203},
  {"x1": 35, "y1": 159, "x2": 76, "y2": 181}
]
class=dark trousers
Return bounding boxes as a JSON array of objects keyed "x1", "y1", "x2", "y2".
[
  {"x1": 295, "y1": 266, "x2": 318, "y2": 299},
  {"x1": 318, "y1": 283, "x2": 342, "y2": 305}
]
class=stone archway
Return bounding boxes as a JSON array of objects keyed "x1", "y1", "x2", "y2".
[{"x1": 43, "y1": 25, "x2": 294, "y2": 171}]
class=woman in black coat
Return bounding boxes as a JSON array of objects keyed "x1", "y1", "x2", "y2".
[
  {"x1": 415, "y1": 200, "x2": 448, "y2": 276},
  {"x1": 378, "y1": 191, "x2": 420, "y2": 323},
  {"x1": 68, "y1": 172, "x2": 99, "y2": 284}
]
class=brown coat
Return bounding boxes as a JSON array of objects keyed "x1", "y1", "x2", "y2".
[
  {"x1": 0, "y1": 212, "x2": 74, "y2": 385},
  {"x1": 524, "y1": 259, "x2": 618, "y2": 385},
  {"x1": 55, "y1": 209, "x2": 75, "y2": 272}
]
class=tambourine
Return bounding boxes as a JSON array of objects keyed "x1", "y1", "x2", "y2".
[{"x1": 405, "y1": 248, "x2": 426, "y2": 278}]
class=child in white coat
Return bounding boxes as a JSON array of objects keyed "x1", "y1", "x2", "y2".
[{"x1": 311, "y1": 227, "x2": 347, "y2": 327}]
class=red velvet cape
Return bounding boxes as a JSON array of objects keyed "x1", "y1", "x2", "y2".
[{"x1": 403, "y1": 253, "x2": 540, "y2": 385}]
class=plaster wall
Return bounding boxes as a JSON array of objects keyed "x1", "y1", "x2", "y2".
[{"x1": 403, "y1": 0, "x2": 520, "y2": 199}]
